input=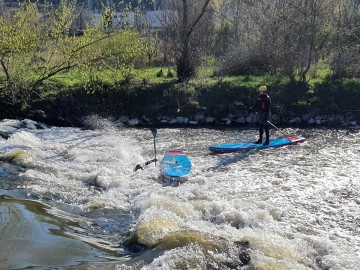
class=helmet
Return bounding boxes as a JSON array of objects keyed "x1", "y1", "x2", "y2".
[{"x1": 259, "y1": 85, "x2": 267, "y2": 92}]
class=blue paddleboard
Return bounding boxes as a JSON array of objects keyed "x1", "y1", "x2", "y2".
[
  {"x1": 209, "y1": 135, "x2": 305, "y2": 153},
  {"x1": 160, "y1": 150, "x2": 192, "y2": 180}
]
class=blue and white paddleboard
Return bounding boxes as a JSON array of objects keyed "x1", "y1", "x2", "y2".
[
  {"x1": 160, "y1": 150, "x2": 192, "y2": 180},
  {"x1": 209, "y1": 135, "x2": 305, "y2": 153}
]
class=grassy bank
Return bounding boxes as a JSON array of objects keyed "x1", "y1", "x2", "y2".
[{"x1": 1, "y1": 66, "x2": 360, "y2": 127}]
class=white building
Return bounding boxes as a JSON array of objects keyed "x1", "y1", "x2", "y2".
[{"x1": 90, "y1": 10, "x2": 174, "y2": 29}]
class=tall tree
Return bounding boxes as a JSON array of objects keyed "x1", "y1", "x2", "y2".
[
  {"x1": 331, "y1": 0, "x2": 360, "y2": 77},
  {"x1": 286, "y1": 0, "x2": 336, "y2": 83},
  {"x1": 215, "y1": 0, "x2": 338, "y2": 83},
  {"x1": 162, "y1": 0, "x2": 213, "y2": 82}
]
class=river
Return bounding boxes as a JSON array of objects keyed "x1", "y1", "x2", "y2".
[{"x1": 0, "y1": 118, "x2": 359, "y2": 270}]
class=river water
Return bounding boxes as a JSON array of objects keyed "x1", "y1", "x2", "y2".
[{"x1": 0, "y1": 118, "x2": 359, "y2": 270}]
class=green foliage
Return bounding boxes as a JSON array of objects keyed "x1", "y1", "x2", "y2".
[
  {"x1": 0, "y1": 2, "x2": 41, "y2": 54},
  {"x1": 197, "y1": 65, "x2": 215, "y2": 79},
  {"x1": 50, "y1": 0, "x2": 78, "y2": 38},
  {"x1": 0, "y1": 0, "x2": 91, "y2": 104},
  {"x1": 217, "y1": 75, "x2": 289, "y2": 92},
  {"x1": 195, "y1": 79, "x2": 253, "y2": 110},
  {"x1": 79, "y1": 26, "x2": 147, "y2": 89},
  {"x1": 0, "y1": 2, "x2": 42, "y2": 103},
  {"x1": 314, "y1": 77, "x2": 360, "y2": 111},
  {"x1": 101, "y1": 5, "x2": 114, "y2": 30},
  {"x1": 307, "y1": 62, "x2": 332, "y2": 84},
  {"x1": 0, "y1": 0, "x2": 151, "y2": 105}
]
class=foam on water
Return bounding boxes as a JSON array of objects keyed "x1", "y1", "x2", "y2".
[{"x1": 0, "y1": 120, "x2": 359, "y2": 269}]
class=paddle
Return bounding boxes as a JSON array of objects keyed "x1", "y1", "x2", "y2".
[
  {"x1": 133, "y1": 128, "x2": 158, "y2": 172},
  {"x1": 150, "y1": 128, "x2": 157, "y2": 166},
  {"x1": 134, "y1": 158, "x2": 157, "y2": 172},
  {"x1": 267, "y1": 120, "x2": 289, "y2": 137}
]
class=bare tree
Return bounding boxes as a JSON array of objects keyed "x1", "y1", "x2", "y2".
[
  {"x1": 216, "y1": 0, "x2": 339, "y2": 83},
  {"x1": 287, "y1": 0, "x2": 336, "y2": 83},
  {"x1": 162, "y1": 0, "x2": 213, "y2": 82},
  {"x1": 331, "y1": 0, "x2": 360, "y2": 77},
  {"x1": 215, "y1": 0, "x2": 281, "y2": 76}
]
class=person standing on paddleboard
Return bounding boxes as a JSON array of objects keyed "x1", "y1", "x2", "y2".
[{"x1": 251, "y1": 85, "x2": 271, "y2": 145}]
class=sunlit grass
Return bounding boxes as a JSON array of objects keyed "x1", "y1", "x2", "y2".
[
  {"x1": 135, "y1": 67, "x2": 177, "y2": 83},
  {"x1": 40, "y1": 63, "x2": 337, "y2": 93},
  {"x1": 197, "y1": 66, "x2": 215, "y2": 78},
  {"x1": 50, "y1": 70, "x2": 82, "y2": 86},
  {"x1": 46, "y1": 66, "x2": 181, "y2": 89},
  {"x1": 308, "y1": 66, "x2": 332, "y2": 84}
]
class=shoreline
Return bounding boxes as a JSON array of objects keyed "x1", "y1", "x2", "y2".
[{"x1": 1, "y1": 110, "x2": 359, "y2": 131}]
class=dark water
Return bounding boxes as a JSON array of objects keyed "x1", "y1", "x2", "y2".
[{"x1": 0, "y1": 119, "x2": 359, "y2": 269}]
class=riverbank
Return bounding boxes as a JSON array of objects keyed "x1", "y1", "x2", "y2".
[
  {"x1": 108, "y1": 109, "x2": 360, "y2": 129},
  {"x1": 6, "y1": 104, "x2": 360, "y2": 130},
  {"x1": 1, "y1": 76, "x2": 360, "y2": 129}
]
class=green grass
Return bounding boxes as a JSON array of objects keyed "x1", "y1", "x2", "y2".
[
  {"x1": 7, "y1": 63, "x2": 360, "y2": 117},
  {"x1": 135, "y1": 67, "x2": 177, "y2": 83},
  {"x1": 308, "y1": 65, "x2": 332, "y2": 84},
  {"x1": 196, "y1": 66, "x2": 215, "y2": 78},
  {"x1": 49, "y1": 66, "x2": 179, "y2": 85},
  {"x1": 38, "y1": 65, "x2": 292, "y2": 92},
  {"x1": 208, "y1": 75, "x2": 289, "y2": 93},
  {"x1": 37, "y1": 64, "x2": 339, "y2": 99},
  {"x1": 50, "y1": 70, "x2": 83, "y2": 86}
]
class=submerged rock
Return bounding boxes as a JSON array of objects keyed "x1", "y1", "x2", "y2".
[{"x1": 124, "y1": 228, "x2": 252, "y2": 267}]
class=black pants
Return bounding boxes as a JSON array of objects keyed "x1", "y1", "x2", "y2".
[
  {"x1": 258, "y1": 114, "x2": 270, "y2": 142},
  {"x1": 259, "y1": 123, "x2": 269, "y2": 142}
]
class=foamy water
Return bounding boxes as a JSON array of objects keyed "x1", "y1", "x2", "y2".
[{"x1": 0, "y1": 119, "x2": 359, "y2": 269}]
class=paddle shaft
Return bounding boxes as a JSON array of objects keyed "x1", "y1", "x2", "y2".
[
  {"x1": 267, "y1": 120, "x2": 288, "y2": 137},
  {"x1": 134, "y1": 128, "x2": 158, "y2": 171},
  {"x1": 134, "y1": 158, "x2": 157, "y2": 172},
  {"x1": 151, "y1": 128, "x2": 157, "y2": 166}
]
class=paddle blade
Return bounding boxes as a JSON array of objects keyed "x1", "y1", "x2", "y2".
[
  {"x1": 133, "y1": 159, "x2": 158, "y2": 172},
  {"x1": 150, "y1": 128, "x2": 157, "y2": 138},
  {"x1": 134, "y1": 164, "x2": 144, "y2": 172}
]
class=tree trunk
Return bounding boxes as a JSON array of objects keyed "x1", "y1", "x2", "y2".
[
  {"x1": 176, "y1": 46, "x2": 194, "y2": 82},
  {"x1": 175, "y1": 0, "x2": 211, "y2": 82}
]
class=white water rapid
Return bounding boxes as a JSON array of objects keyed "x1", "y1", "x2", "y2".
[{"x1": 0, "y1": 118, "x2": 359, "y2": 270}]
